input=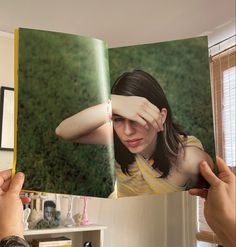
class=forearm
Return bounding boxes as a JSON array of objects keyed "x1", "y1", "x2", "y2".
[
  {"x1": 55, "y1": 102, "x2": 109, "y2": 140},
  {"x1": 0, "y1": 229, "x2": 24, "y2": 241}
]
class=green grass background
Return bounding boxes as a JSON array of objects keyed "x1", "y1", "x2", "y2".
[{"x1": 16, "y1": 28, "x2": 114, "y2": 197}]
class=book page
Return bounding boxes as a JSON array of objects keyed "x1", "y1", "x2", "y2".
[
  {"x1": 108, "y1": 36, "x2": 216, "y2": 198},
  {"x1": 14, "y1": 28, "x2": 114, "y2": 198}
]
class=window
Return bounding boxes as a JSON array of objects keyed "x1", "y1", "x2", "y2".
[
  {"x1": 210, "y1": 45, "x2": 236, "y2": 165},
  {"x1": 223, "y1": 66, "x2": 236, "y2": 166},
  {"x1": 197, "y1": 39, "x2": 236, "y2": 246}
]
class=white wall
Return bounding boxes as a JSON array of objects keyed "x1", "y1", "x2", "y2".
[
  {"x1": 207, "y1": 20, "x2": 235, "y2": 48},
  {"x1": 47, "y1": 192, "x2": 196, "y2": 247},
  {"x1": 0, "y1": 32, "x2": 14, "y2": 171},
  {"x1": 88, "y1": 192, "x2": 196, "y2": 247},
  {"x1": 88, "y1": 195, "x2": 168, "y2": 247}
]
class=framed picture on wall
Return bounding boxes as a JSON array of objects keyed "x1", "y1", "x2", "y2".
[{"x1": 0, "y1": 86, "x2": 14, "y2": 151}]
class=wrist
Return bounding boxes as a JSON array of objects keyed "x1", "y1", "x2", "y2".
[
  {"x1": 216, "y1": 218, "x2": 236, "y2": 247},
  {"x1": 0, "y1": 236, "x2": 29, "y2": 247},
  {"x1": 111, "y1": 94, "x2": 121, "y2": 114},
  {"x1": 0, "y1": 231, "x2": 24, "y2": 241},
  {"x1": 106, "y1": 99, "x2": 112, "y2": 123}
]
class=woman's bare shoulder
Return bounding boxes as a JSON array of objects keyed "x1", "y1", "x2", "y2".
[{"x1": 178, "y1": 145, "x2": 213, "y2": 176}]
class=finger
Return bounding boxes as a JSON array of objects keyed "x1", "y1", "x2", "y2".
[
  {"x1": 21, "y1": 196, "x2": 31, "y2": 204},
  {"x1": 8, "y1": 172, "x2": 25, "y2": 196},
  {"x1": 20, "y1": 192, "x2": 31, "y2": 204},
  {"x1": 199, "y1": 161, "x2": 221, "y2": 187},
  {"x1": 151, "y1": 106, "x2": 165, "y2": 131},
  {"x1": 1, "y1": 178, "x2": 11, "y2": 192},
  {"x1": 147, "y1": 101, "x2": 160, "y2": 112},
  {"x1": 20, "y1": 191, "x2": 31, "y2": 204},
  {"x1": 139, "y1": 110, "x2": 159, "y2": 130},
  {"x1": 134, "y1": 115, "x2": 148, "y2": 128},
  {"x1": 156, "y1": 112, "x2": 164, "y2": 131},
  {"x1": 189, "y1": 188, "x2": 208, "y2": 198},
  {"x1": 145, "y1": 107, "x2": 163, "y2": 131},
  {"x1": 216, "y1": 156, "x2": 231, "y2": 173},
  {"x1": 0, "y1": 169, "x2": 12, "y2": 187},
  {"x1": 200, "y1": 190, "x2": 208, "y2": 199},
  {"x1": 143, "y1": 103, "x2": 163, "y2": 130}
]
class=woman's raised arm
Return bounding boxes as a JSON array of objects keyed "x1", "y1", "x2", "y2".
[
  {"x1": 55, "y1": 94, "x2": 165, "y2": 144},
  {"x1": 55, "y1": 102, "x2": 112, "y2": 144}
]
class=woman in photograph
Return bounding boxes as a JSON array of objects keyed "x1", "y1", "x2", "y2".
[{"x1": 55, "y1": 70, "x2": 213, "y2": 198}]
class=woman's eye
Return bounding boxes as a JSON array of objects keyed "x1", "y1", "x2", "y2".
[
  {"x1": 113, "y1": 117, "x2": 124, "y2": 122},
  {"x1": 130, "y1": 120, "x2": 136, "y2": 125}
]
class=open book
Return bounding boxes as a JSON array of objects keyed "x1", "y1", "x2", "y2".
[{"x1": 13, "y1": 28, "x2": 216, "y2": 198}]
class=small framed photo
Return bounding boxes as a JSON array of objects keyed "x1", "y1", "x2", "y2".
[
  {"x1": 0, "y1": 86, "x2": 14, "y2": 151},
  {"x1": 43, "y1": 200, "x2": 57, "y2": 222}
]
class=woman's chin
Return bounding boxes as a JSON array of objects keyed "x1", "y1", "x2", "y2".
[{"x1": 127, "y1": 146, "x2": 144, "y2": 154}]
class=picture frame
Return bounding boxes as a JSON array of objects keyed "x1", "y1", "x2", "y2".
[{"x1": 0, "y1": 86, "x2": 14, "y2": 151}]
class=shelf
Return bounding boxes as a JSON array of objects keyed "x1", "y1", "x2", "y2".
[{"x1": 24, "y1": 224, "x2": 107, "y2": 236}]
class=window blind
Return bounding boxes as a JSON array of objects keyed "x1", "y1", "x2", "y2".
[
  {"x1": 223, "y1": 66, "x2": 236, "y2": 166},
  {"x1": 210, "y1": 46, "x2": 236, "y2": 164}
]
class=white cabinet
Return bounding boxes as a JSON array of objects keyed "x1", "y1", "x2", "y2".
[{"x1": 24, "y1": 224, "x2": 107, "y2": 247}]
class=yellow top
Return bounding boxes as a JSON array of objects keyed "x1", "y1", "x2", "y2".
[{"x1": 114, "y1": 135, "x2": 203, "y2": 198}]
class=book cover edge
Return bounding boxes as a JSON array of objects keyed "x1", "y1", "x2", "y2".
[{"x1": 12, "y1": 28, "x2": 19, "y2": 177}]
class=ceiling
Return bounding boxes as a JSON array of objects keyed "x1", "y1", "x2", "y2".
[{"x1": 0, "y1": 0, "x2": 235, "y2": 47}]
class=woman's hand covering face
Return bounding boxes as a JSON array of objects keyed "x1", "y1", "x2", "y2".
[{"x1": 112, "y1": 95, "x2": 166, "y2": 132}]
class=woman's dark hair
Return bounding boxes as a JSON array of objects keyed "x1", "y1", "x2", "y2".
[{"x1": 111, "y1": 69, "x2": 187, "y2": 178}]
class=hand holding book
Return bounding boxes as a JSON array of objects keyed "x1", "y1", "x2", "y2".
[
  {"x1": 189, "y1": 158, "x2": 236, "y2": 247},
  {"x1": 0, "y1": 170, "x2": 25, "y2": 240}
]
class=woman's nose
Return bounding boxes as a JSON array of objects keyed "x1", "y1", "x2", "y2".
[{"x1": 124, "y1": 120, "x2": 135, "y2": 135}]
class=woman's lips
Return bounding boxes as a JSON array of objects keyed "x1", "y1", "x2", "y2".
[{"x1": 126, "y1": 138, "x2": 143, "y2": 148}]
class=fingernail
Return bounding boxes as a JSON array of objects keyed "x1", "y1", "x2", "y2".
[
  {"x1": 17, "y1": 172, "x2": 25, "y2": 179},
  {"x1": 201, "y1": 162, "x2": 207, "y2": 168}
]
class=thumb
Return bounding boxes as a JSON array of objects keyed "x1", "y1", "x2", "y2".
[
  {"x1": 8, "y1": 172, "x2": 25, "y2": 196},
  {"x1": 200, "y1": 161, "x2": 220, "y2": 187},
  {"x1": 216, "y1": 156, "x2": 231, "y2": 173}
]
